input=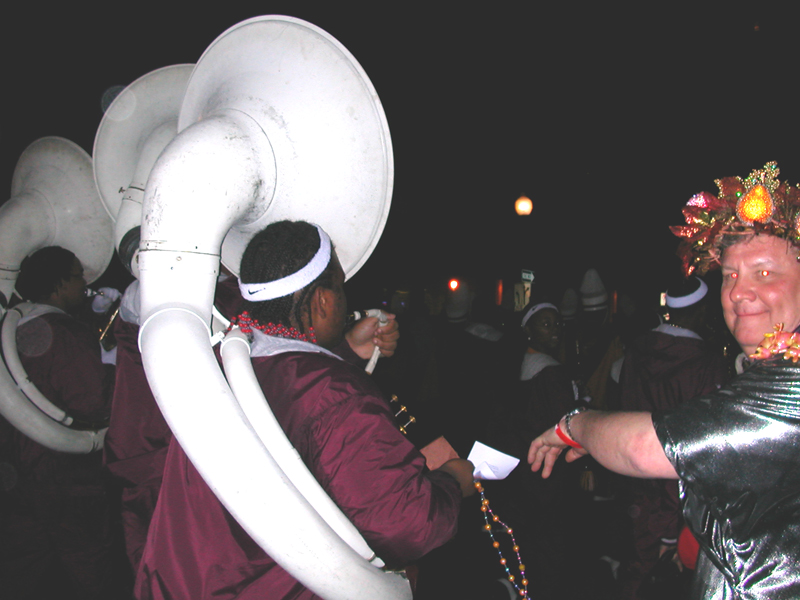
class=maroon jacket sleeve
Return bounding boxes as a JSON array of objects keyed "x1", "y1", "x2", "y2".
[
  {"x1": 331, "y1": 337, "x2": 368, "y2": 369},
  {"x1": 258, "y1": 353, "x2": 462, "y2": 567},
  {"x1": 309, "y1": 391, "x2": 460, "y2": 565},
  {"x1": 103, "y1": 317, "x2": 171, "y2": 485}
]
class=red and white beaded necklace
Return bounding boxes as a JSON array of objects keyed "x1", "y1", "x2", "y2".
[{"x1": 230, "y1": 311, "x2": 317, "y2": 344}]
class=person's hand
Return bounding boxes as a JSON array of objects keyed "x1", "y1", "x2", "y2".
[
  {"x1": 91, "y1": 287, "x2": 121, "y2": 313},
  {"x1": 527, "y1": 423, "x2": 588, "y2": 478},
  {"x1": 100, "y1": 346, "x2": 117, "y2": 366},
  {"x1": 420, "y1": 436, "x2": 459, "y2": 471},
  {"x1": 373, "y1": 313, "x2": 399, "y2": 357},
  {"x1": 345, "y1": 312, "x2": 399, "y2": 359},
  {"x1": 435, "y1": 458, "x2": 476, "y2": 498}
]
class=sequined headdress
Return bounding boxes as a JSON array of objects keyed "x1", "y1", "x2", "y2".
[{"x1": 670, "y1": 162, "x2": 800, "y2": 276}]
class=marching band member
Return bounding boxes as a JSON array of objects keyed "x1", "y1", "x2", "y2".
[
  {"x1": 136, "y1": 220, "x2": 475, "y2": 600},
  {"x1": 0, "y1": 246, "x2": 116, "y2": 600},
  {"x1": 103, "y1": 274, "x2": 242, "y2": 574}
]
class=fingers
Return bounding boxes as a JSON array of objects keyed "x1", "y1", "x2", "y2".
[
  {"x1": 539, "y1": 447, "x2": 562, "y2": 479},
  {"x1": 528, "y1": 440, "x2": 560, "y2": 478},
  {"x1": 564, "y1": 447, "x2": 588, "y2": 462},
  {"x1": 528, "y1": 428, "x2": 570, "y2": 479},
  {"x1": 527, "y1": 439, "x2": 543, "y2": 466},
  {"x1": 375, "y1": 313, "x2": 399, "y2": 356}
]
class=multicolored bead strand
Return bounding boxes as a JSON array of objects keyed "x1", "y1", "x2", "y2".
[
  {"x1": 475, "y1": 480, "x2": 530, "y2": 598},
  {"x1": 230, "y1": 311, "x2": 317, "y2": 344}
]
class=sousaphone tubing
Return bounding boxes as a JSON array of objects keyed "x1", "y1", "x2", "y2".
[
  {"x1": 93, "y1": 64, "x2": 193, "y2": 274},
  {"x1": 136, "y1": 15, "x2": 402, "y2": 600}
]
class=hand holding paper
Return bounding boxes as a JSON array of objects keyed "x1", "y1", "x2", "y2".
[{"x1": 467, "y1": 441, "x2": 519, "y2": 480}]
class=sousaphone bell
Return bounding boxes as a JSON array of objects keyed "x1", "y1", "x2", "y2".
[{"x1": 0, "y1": 137, "x2": 114, "y2": 452}]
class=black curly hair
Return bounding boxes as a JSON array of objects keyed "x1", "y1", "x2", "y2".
[
  {"x1": 16, "y1": 246, "x2": 77, "y2": 303},
  {"x1": 239, "y1": 221, "x2": 336, "y2": 334}
]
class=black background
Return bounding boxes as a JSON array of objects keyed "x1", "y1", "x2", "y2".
[{"x1": 4, "y1": 2, "x2": 799, "y2": 307}]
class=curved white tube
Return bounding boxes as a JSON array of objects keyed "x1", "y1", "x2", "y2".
[
  {"x1": 0, "y1": 191, "x2": 55, "y2": 304},
  {"x1": 209, "y1": 304, "x2": 231, "y2": 346},
  {"x1": 138, "y1": 113, "x2": 410, "y2": 599},
  {"x1": 364, "y1": 310, "x2": 388, "y2": 375},
  {"x1": 220, "y1": 329, "x2": 383, "y2": 566},
  {"x1": 1, "y1": 304, "x2": 73, "y2": 425},
  {"x1": 0, "y1": 310, "x2": 106, "y2": 453},
  {"x1": 113, "y1": 120, "x2": 178, "y2": 255}
]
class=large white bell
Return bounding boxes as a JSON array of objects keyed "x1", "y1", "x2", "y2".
[
  {"x1": 0, "y1": 137, "x2": 113, "y2": 303},
  {"x1": 177, "y1": 14, "x2": 393, "y2": 279},
  {"x1": 93, "y1": 64, "x2": 193, "y2": 273}
]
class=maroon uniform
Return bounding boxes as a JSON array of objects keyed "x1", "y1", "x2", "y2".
[
  {"x1": 103, "y1": 276, "x2": 243, "y2": 571},
  {"x1": 135, "y1": 338, "x2": 461, "y2": 600},
  {"x1": 0, "y1": 307, "x2": 115, "y2": 600},
  {"x1": 103, "y1": 317, "x2": 169, "y2": 572}
]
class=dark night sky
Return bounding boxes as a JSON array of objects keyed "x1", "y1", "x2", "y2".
[{"x1": 4, "y1": 3, "x2": 799, "y2": 308}]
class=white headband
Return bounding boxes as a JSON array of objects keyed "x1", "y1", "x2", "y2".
[
  {"x1": 666, "y1": 278, "x2": 708, "y2": 308},
  {"x1": 239, "y1": 225, "x2": 332, "y2": 302},
  {"x1": 521, "y1": 302, "x2": 559, "y2": 328}
]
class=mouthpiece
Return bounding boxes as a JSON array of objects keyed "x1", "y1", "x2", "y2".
[{"x1": 347, "y1": 309, "x2": 384, "y2": 325}]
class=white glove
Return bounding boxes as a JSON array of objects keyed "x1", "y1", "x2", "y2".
[
  {"x1": 119, "y1": 280, "x2": 141, "y2": 325},
  {"x1": 91, "y1": 287, "x2": 121, "y2": 313},
  {"x1": 100, "y1": 345, "x2": 117, "y2": 365}
]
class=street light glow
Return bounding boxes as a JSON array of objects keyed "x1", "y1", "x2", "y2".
[{"x1": 515, "y1": 195, "x2": 532, "y2": 216}]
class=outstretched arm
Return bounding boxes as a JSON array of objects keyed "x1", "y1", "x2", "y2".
[{"x1": 528, "y1": 410, "x2": 678, "y2": 480}]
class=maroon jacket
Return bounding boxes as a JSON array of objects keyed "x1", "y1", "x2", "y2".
[
  {"x1": 11, "y1": 309, "x2": 113, "y2": 483},
  {"x1": 135, "y1": 341, "x2": 462, "y2": 600},
  {"x1": 104, "y1": 275, "x2": 244, "y2": 486},
  {"x1": 618, "y1": 327, "x2": 727, "y2": 414},
  {"x1": 1, "y1": 308, "x2": 115, "y2": 600},
  {"x1": 103, "y1": 277, "x2": 244, "y2": 571},
  {"x1": 104, "y1": 317, "x2": 170, "y2": 485},
  {"x1": 102, "y1": 316, "x2": 169, "y2": 572}
]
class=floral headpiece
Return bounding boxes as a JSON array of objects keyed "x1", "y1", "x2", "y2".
[{"x1": 670, "y1": 162, "x2": 800, "y2": 276}]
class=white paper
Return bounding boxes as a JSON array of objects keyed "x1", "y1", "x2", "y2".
[{"x1": 467, "y1": 441, "x2": 520, "y2": 480}]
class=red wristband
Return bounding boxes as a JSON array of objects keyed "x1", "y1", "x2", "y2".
[{"x1": 554, "y1": 422, "x2": 583, "y2": 449}]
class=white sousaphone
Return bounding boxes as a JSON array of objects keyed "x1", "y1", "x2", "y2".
[
  {"x1": 93, "y1": 63, "x2": 231, "y2": 336},
  {"x1": 0, "y1": 137, "x2": 114, "y2": 452},
  {"x1": 137, "y1": 15, "x2": 405, "y2": 600},
  {"x1": 93, "y1": 64, "x2": 194, "y2": 276}
]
